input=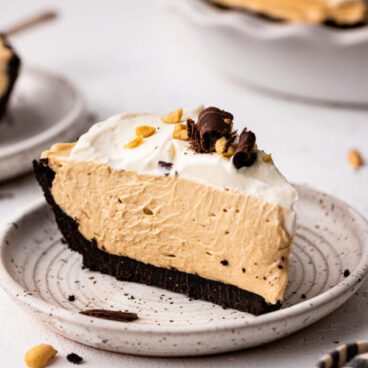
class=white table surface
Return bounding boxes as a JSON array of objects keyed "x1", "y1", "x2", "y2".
[{"x1": 0, "y1": 0, "x2": 367, "y2": 366}]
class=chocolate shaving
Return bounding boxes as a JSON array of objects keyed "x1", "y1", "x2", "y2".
[
  {"x1": 67, "y1": 353, "x2": 83, "y2": 364},
  {"x1": 187, "y1": 107, "x2": 233, "y2": 153},
  {"x1": 233, "y1": 128, "x2": 257, "y2": 169},
  {"x1": 158, "y1": 161, "x2": 173, "y2": 171},
  {"x1": 80, "y1": 309, "x2": 138, "y2": 322},
  {"x1": 187, "y1": 119, "x2": 200, "y2": 151}
]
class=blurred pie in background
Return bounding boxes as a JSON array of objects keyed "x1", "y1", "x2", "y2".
[
  {"x1": 209, "y1": 0, "x2": 367, "y2": 26},
  {"x1": 0, "y1": 35, "x2": 20, "y2": 121}
]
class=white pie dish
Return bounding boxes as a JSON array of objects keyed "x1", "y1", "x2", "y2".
[
  {"x1": 168, "y1": 0, "x2": 368, "y2": 106},
  {"x1": 0, "y1": 184, "x2": 367, "y2": 356},
  {"x1": 0, "y1": 66, "x2": 85, "y2": 182}
]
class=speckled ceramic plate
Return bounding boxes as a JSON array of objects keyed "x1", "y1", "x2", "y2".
[
  {"x1": 0, "y1": 184, "x2": 367, "y2": 356},
  {"x1": 0, "y1": 66, "x2": 85, "y2": 182}
]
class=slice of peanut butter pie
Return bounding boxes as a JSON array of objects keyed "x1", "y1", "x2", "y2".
[{"x1": 34, "y1": 106, "x2": 297, "y2": 315}]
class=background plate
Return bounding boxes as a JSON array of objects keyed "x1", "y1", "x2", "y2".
[
  {"x1": 0, "y1": 66, "x2": 85, "y2": 182},
  {"x1": 0, "y1": 184, "x2": 367, "y2": 356},
  {"x1": 169, "y1": 0, "x2": 368, "y2": 106}
]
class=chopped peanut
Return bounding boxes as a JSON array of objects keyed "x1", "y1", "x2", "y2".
[
  {"x1": 135, "y1": 125, "x2": 156, "y2": 138},
  {"x1": 215, "y1": 137, "x2": 235, "y2": 157},
  {"x1": 348, "y1": 149, "x2": 363, "y2": 169},
  {"x1": 24, "y1": 344, "x2": 57, "y2": 368},
  {"x1": 161, "y1": 108, "x2": 183, "y2": 124},
  {"x1": 262, "y1": 154, "x2": 273, "y2": 163},
  {"x1": 172, "y1": 123, "x2": 188, "y2": 141},
  {"x1": 123, "y1": 136, "x2": 144, "y2": 149}
]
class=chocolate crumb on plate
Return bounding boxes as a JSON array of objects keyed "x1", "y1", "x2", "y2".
[
  {"x1": 220, "y1": 260, "x2": 229, "y2": 266},
  {"x1": 80, "y1": 309, "x2": 138, "y2": 322},
  {"x1": 68, "y1": 295, "x2": 75, "y2": 302},
  {"x1": 301, "y1": 294, "x2": 306, "y2": 299},
  {"x1": 344, "y1": 269, "x2": 350, "y2": 277},
  {"x1": 67, "y1": 353, "x2": 83, "y2": 364}
]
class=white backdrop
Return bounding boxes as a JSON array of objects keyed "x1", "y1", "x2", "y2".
[{"x1": 0, "y1": 0, "x2": 367, "y2": 366}]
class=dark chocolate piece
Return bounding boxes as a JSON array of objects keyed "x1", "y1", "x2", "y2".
[
  {"x1": 33, "y1": 159, "x2": 281, "y2": 315},
  {"x1": 233, "y1": 128, "x2": 257, "y2": 169},
  {"x1": 80, "y1": 309, "x2": 138, "y2": 322},
  {"x1": 0, "y1": 34, "x2": 20, "y2": 121},
  {"x1": 187, "y1": 107, "x2": 233, "y2": 153},
  {"x1": 66, "y1": 353, "x2": 83, "y2": 365}
]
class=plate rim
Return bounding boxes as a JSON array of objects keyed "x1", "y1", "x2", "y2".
[
  {"x1": 0, "y1": 184, "x2": 367, "y2": 335},
  {"x1": 0, "y1": 65, "x2": 84, "y2": 158}
]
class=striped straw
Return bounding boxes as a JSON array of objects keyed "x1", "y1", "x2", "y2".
[{"x1": 317, "y1": 341, "x2": 368, "y2": 368}]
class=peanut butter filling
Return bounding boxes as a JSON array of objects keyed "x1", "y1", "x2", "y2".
[
  {"x1": 211, "y1": 0, "x2": 367, "y2": 25},
  {"x1": 43, "y1": 144, "x2": 294, "y2": 304}
]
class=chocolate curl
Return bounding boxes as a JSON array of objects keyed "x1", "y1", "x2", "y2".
[
  {"x1": 187, "y1": 107, "x2": 233, "y2": 153},
  {"x1": 187, "y1": 118, "x2": 201, "y2": 152},
  {"x1": 197, "y1": 106, "x2": 233, "y2": 122},
  {"x1": 233, "y1": 128, "x2": 257, "y2": 169},
  {"x1": 224, "y1": 131, "x2": 237, "y2": 153}
]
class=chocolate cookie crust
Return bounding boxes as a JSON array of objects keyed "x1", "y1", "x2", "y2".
[{"x1": 33, "y1": 159, "x2": 281, "y2": 315}]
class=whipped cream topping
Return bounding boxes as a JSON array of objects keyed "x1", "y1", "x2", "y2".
[{"x1": 70, "y1": 106, "x2": 298, "y2": 210}]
